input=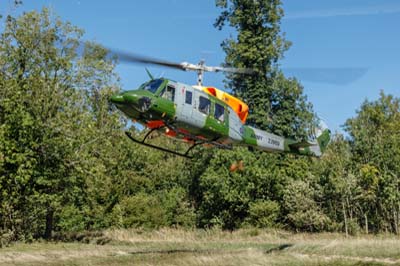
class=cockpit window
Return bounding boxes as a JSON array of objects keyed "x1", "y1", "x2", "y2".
[
  {"x1": 160, "y1": 85, "x2": 175, "y2": 102},
  {"x1": 214, "y1": 103, "x2": 225, "y2": 122},
  {"x1": 199, "y1": 96, "x2": 211, "y2": 115},
  {"x1": 143, "y1": 79, "x2": 164, "y2": 94}
]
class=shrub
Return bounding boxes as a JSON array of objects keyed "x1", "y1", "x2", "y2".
[
  {"x1": 114, "y1": 193, "x2": 167, "y2": 229},
  {"x1": 246, "y1": 200, "x2": 280, "y2": 228}
]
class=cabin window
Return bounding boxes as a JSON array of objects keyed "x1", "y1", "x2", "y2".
[
  {"x1": 160, "y1": 85, "x2": 175, "y2": 102},
  {"x1": 143, "y1": 79, "x2": 163, "y2": 94},
  {"x1": 199, "y1": 96, "x2": 210, "y2": 115},
  {"x1": 185, "y1": 91, "x2": 192, "y2": 104},
  {"x1": 214, "y1": 103, "x2": 225, "y2": 122}
]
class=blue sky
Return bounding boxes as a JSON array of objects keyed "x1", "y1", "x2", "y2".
[{"x1": 1, "y1": 0, "x2": 399, "y2": 133}]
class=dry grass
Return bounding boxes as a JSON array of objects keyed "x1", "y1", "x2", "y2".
[{"x1": 1, "y1": 229, "x2": 400, "y2": 265}]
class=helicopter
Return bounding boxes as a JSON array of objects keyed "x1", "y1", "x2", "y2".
[{"x1": 109, "y1": 52, "x2": 331, "y2": 159}]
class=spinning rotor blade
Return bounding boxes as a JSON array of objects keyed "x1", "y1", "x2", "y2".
[
  {"x1": 210, "y1": 66, "x2": 255, "y2": 74},
  {"x1": 108, "y1": 49, "x2": 186, "y2": 71},
  {"x1": 283, "y1": 67, "x2": 368, "y2": 85},
  {"x1": 107, "y1": 48, "x2": 255, "y2": 75},
  {"x1": 105, "y1": 47, "x2": 366, "y2": 85}
]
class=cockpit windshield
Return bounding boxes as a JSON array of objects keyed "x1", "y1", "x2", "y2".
[{"x1": 142, "y1": 79, "x2": 164, "y2": 94}]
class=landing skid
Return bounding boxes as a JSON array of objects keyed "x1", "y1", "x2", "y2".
[{"x1": 125, "y1": 131, "x2": 200, "y2": 159}]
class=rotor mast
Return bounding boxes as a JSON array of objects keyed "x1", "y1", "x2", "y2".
[
  {"x1": 197, "y1": 60, "x2": 205, "y2": 86},
  {"x1": 180, "y1": 60, "x2": 254, "y2": 86},
  {"x1": 197, "y1": 69, "x2": 204, "y2": 86}
]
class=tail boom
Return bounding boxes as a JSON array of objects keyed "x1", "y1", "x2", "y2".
[{"x1": 239, "y1": 126, "x2": 331, "y2": 157}]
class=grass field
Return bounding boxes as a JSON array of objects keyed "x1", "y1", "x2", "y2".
[{"x1": 1, "y1": 229, "x2": 400, "y2": 266}]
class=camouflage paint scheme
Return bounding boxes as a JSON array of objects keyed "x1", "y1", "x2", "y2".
[{"x1": 110, "y1": 78, "x2": 330, "y2": 157}]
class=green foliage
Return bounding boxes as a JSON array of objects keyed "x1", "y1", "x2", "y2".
[
  {"x1": 246, "y1": 200, "x2": 280, "y2": 228},
  {"x1": 161, "y1": 187, "x2": 196, "y2": 228},
  {"x1": 193, "y1": 148, "x2": 282, "y2": 229},
  {"x1": 0, "y1": 8, "x2": 91, "y2": 240},
  {"x1": 57, "y1": 205, "x2": 90, "y2": 232},
  {"x1": 0, "y1": 8, "x2": 197, "y2": 239},
  {"x1": 0, "y1": 4, "x2": 399, "y2": 242},
  {"x1": 344, "y1": 92, "x2": 400, "y2": 233},
  {"x1": 114, "y1": 193, "x2": 167, "y2": 229},
  {"x1": 283, "y1": 179, "x2": 332, "y2": 232}
]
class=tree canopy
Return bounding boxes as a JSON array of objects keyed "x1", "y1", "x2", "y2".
[
  {"x1": 0, "y1": 4, "x2": 399, "y2": 243},
  {"x1": 215, "y1": 0, "x2": 315, "y2": 139}
]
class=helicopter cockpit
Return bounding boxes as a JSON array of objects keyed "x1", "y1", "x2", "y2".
[{"x1": 141, "y1": 78, "x2": 164, "y2": 94}]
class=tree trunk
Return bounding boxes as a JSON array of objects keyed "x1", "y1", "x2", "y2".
[
  {"x1": 364, "y1": 213, "x2": 368, "y2": 234},
  {"x1": 395, "y1": 207, "x2": 399, "y2": 235},
  {"x1": 342, "y1": 200, "x2": 348, "y2": 237},
  {"x1": 347, "y1": 197, "x2": 353, "y2": 220},
  {"x1": 44, "y1": 208, "x2": 54, "y2": 240}
]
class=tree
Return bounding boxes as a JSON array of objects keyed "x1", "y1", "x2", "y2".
[
  {"x1": 282, "y1": 178, "x2": 332, "y2": 232},
  {"x1": 344, "y1": 92, "x2": 400, "y2": 233},
  {"x1": 0, "y1": 9, "x2": 121, "y2": 239},
  {"x1": 0, "y1": 7, "x2": 196, "y2": 237},
  {"x1": 214, "y1": 0, "x2": 315, "y2": 139},
  {"x1": 316, "y1": 134, "x2": 359, "y2": 235},
  {"x1": 196, "y1": 0, "x2": 318, "y2": 231},
  {"x1": 194, "y1": 148, "x2": 283, "y2": 229}
]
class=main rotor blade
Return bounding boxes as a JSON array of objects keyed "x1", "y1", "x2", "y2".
[
  {"x1": 105, "y1": 47, "x2": 366, "y2": 85},
  {"x1": 283, "y1": 67, "x2": 368, "y2": 85},
  {"x1": 70, "y1": 42, "x2": 367, "y2": 85},
  {"x1": 211, "y1": 66, "x2": 255, "y2": 74},
  {"x1": 107, "y1": 48, "x2": 186, "y2": 71},
  {"x1": 107, "y1": 48, "x2": 256, "y2": 74}
]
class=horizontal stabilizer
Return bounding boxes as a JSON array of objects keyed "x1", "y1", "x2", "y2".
[{"x1": 289, "y1": 140, "x2": 317, "y2": 149}]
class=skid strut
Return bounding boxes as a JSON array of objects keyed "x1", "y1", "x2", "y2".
[{"x1": 125, "y1": 131, "x2": 200, "y2": 159}]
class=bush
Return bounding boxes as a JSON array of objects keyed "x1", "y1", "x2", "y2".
[
  {"x1": 161, "y1": 188, "x2": 196, "y2": 228},
  {"x1": 283, "y1": 179, "x2": 333, "y2": 232},
  {"x1": 0, "y1": 230, "x2": 14, "y2": 248},
  {"x1": 246, "y1": 200, "x2": 280, "y2": 228},
  {"x1": 114, "y1": 193, "x2": 167, "y2": 229},
  {"x1": 57, "y1": 205, "x2": 89, "y2": 232},
  {"x1": 287, "y1": 209, "x2": 332, "y2": 232}
]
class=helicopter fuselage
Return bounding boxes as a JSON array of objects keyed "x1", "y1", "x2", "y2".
[{"x1": 111, "y1": 78, "x2": 329, "y2": 157}]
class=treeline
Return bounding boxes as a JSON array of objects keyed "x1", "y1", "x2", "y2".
[{"x1": 0, "y1": 5, "x2": 399, "y2": 242}]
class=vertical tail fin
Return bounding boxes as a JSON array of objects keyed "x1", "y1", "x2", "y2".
[
  {"x1": 288, "y1": 123, "x2": 331, "y2": 157},
  {"x1": 308, "y1": 122, "x2": 331, "y2": 157},
  {"x1": 316, "y1": 128, "x2": 331, "y2": 154}
]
